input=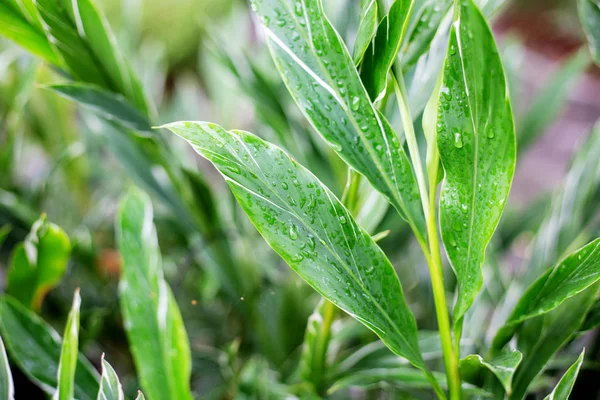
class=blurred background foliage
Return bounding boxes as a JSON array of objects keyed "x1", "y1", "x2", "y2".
[{"x1": 0, "y1": 0, "x2": 599, "y2": 398}]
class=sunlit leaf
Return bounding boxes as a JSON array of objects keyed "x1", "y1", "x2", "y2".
[
  {"x1": 435, "y1": 0, "x2": 516, "y2": 324},
  {"x1": 97, "y1": 355, "x2": 124, "y2": 400},
  {"x1": 352, "y1": 0, "x2": 377, "y2": 65},
  {"x1": 251, "y1": 0, "x2": 427, "y2": 243},
  {"x1": 0, "y1": 296, "x2": 99, "y2": 400},
  {"x1": 0, "y1": 335, "x2": 14, "y2": 400},
  {"x1": 53, "y1": 290, "x2": 81, "y2": 400},
  {"x1": 543, "y1": 349, "x2": 584, "y2": 400},
  {"x1": 116, "y1": 188, "x2": 193, "y2": 400},
  {"x1": 459, "y1": 350, "x2": 522, "y2": 395},
  {"x1": 578, "y1": 0, "x2": 600, "y2": 65},
  {"x1": 164, "y1": 121, "x2": 441, "y2": 392},
  {"x1": 6, "y1": 215, "x2": 71, "y2": 312}
]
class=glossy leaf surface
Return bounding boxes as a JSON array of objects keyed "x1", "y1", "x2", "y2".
[
  {"x1": 459, "y1": 350, "x2": 522, "y2": 395},
  {"x1": 543, "y1": 349, "x2": 584, "y2": 400},
  {"x1": 352, "y1": 0, "x2": 377, "y2": 64},
  {"x1": 578, "y1": 0, "x2": 600, "y2": 65},
  {"x1": 97, "y1": 356, "x2": 124, "y2": 400},
  {"x1": 251, "y1": 0, "x2": 426, "y2": 242},
  {"x1": 0, "y1": 296, "x2": 99, "y2": 400},
  {"x1": 0, "y1": 335, "x2": 14, "y2": 400},
  {"x1": 53, "y1": 291, "x2": 81, "y2": 400},
  {"x1": 116, "y1": 189, "x2": 192, "y2": 400},
  {"x1": 436, "y1": 0, "x2": 515, "y2": 322},
  {"x1": 165, "y1": 121, "x2": 432, "y2": 376}
]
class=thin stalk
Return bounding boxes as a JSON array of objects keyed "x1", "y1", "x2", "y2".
[{"x1": 310, "y1": 299, "x2": 337, "y2": 394}]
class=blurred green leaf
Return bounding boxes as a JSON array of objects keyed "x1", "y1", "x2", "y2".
[
  {"x1": 46, "y1": 83, "x2": 152, "y2": 133},
  {"x1": 0, "y1": 224, "x2": 11, "y2": 249},
  {"x1": 164, "y1": 122, "x2": 442, "y2": 392},
  {"x1": 578, "y1": 298, "x2": 600, "y2": 332},
  {"x1": 0, "y1": 335, "x2": 14, "y2": 400},
  {"x1": 97, "y1": 355, "x2": 124, "y2": 400},
  {"x1": 352, "y1": 0, "x2": 377, "y2": 64},
  {"x1": 459, "y1": 350, "x2": 522, "y2": 395},
  {"x1": 494, "y1": 238, "x2": 600, "y2": 350},
  {"x1": 578, "y1": 0, "x2": 600, "y2": 65},
  {"x1": 54, "y1": 290, "x2": 81, "y2": 400},
  {"x1": 543, "y1": 349, "x2": 584, "y2": 400},
  {"x1": 360, "y1": 0, "x2": 413, "y2": 101},
  {"x1": 134, "y1": 392, "x2": 145, "y2": 400},
  {"x1": 436, "y1": 0, "x2": 515, "y2": 324},
  {"x1": 0, "y1": 296, "x2": 99, "y2": 400},
  {"x1": 116, "y1": 188, "x2": 192, "y2": 400},
  {"x1": 251, "y1": 0, "x2": 427, "y2": 243},
  {"x1": 6, "y1": 216, "x2": 71, "y2": 312}
]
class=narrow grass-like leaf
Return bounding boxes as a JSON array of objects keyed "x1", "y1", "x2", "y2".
[
  {"x1": 436, "y1": 0, "x2": 515, "y2": 323},
  {"x1": 164, "y1": 122, "x2": 440, "y2": 389},
  {"x1": 134, "y1": 392, "x2": 145, "y2": 400},
  {"x1": 360, "y1": 0, "x2": 414, "y2": 102},
  {"x1": 543, "y1": 349, "x2": 585, "y2": 400},
  {"x1": 46, "y1": 83, "x2": 152, "y2": 133},
  {"x1": 494, "y1": 238, "x2": 600, "y2": 349},
  {"x1": 6, "y1": 216, "x2": 71, "y2": 311},
  {"x1": 352, "y1": 0, "x2": 377, "y2": 65},
  {"x1": 578, "y1": 0, "x2": 600, "y2": 65},
  {"x1": 53, "y1": 290, "x2": 81, "y2": 400},
  {"x1": 97, "y1": 355, "x2": 124, "y2": 400},
  {"x1": 0, "y1": 296, "x2": 99, "y2": 400},
  {"x1": 459, "y1": 350, "x2": 522, "y2": 395},
  {"x1": 116, "y1": 188, "x2": 192, "y2": 400},
  {"x1": 251, "y1": 0, "x2": 427, "y2": 243},
  {"x1": 0, "y1": 335, "x2": 14, "y2": 400}
]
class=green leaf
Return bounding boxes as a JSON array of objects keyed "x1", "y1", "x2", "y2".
[
  {"x1": 360, "y1": 0, "x2": 414, "y2": 102},
  {"x1": 54, "y1": 290, "x2": 81, "y2": 400},
  {"x1": 97, "y1": 355, "x2": 124, "y2": 400},
  {"x1": 116, "y1": 188, "x2": 193, "y2": 400},
  {"x1": 46, "y1": 83, "x2": 152, "y2": 134},
  {"x1": 6, "y1": 215, "x2": 71, "y2": 312},
  {"x1": 0, "y1": 296, "x2": 100, "y2": 400},
  {"x1": 0, "y1": 224, "x2": 11, "y2": 249},
  {"x1": 134, "y1": 392, "x2": 145, "y2": 400},
  {"x1": 352, "y1": 0, "x2": 377, "y2": 65},
  {"x1": 0, "y1": 335, "x2": 14, "y2": 400},
  {"x1": 493, "y1": 238, "x2": 600, "y2": 349},
  {"x1": 543, "y1": 349, "x2": 585, "y2": 400},
  {"x1": 436, "y1": 0, "x2": 516, "y2": 323},
  {"x1": 164, "y1": 122, "x2": 439, "y2": 388},
  {"x1": 459, "y1": 350, "x2": 522, "y2": 395},
  {"x1": 251, "y1": 0, "x2": 427, "y2": 243},
  {"x1": 0, "y1": 0, "x2": 59, "y2": 64},
  {"x1": 578, "y1": 0, "x2": 600, "y2": 65},
  {"x1": 579, "y1": 298, "x2": 600, "y2": 332}
]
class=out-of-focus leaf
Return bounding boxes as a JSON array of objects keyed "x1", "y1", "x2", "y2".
[
  {"x1": 459, "y1": 350, "x2": 522, "y2": 395},
  {"x1": 578, "y1": 0, "x2": 600, "y2": 65},
  {"x1": 543, "y1": 349, "x2": 585, "y2": 400},
  {"x1": 579, "y1": 298, "x2": 600, "y2": 332},
  {"x1": 97, "y1": 355, "x2": 124, "y2": 400},
  {"x1": 0, "y1": 0, "x2": 59, "y2": 64},
  {"x1": 518, "y1": 51, "x2": 590, "y2": 154},
  {"x1": 493, "y1": 238, "x2": 600, "y2": 349},
  {"x1": 6, "y1": 216, "x2": 71, "y2": 312},
  {"x1": 0, "y1": 296, "x2": 99, "y2": 400},
  {"x1": 251, "y1": 0, "x2": 427, "y2": 244},
  {"x1": 0, "y1": 225, "x2": 11, "y2": 249},
  {"x1": 116, "y1": 188, "x2": 192, "y2": 400},
  {"x1": 509, "y1": 282, "x2": 599, "y2": 400},
  {"x1": 46, "y1": 84, "x2": 152, "y2": 133},
  {"x1": 360, "y1": 0, "x2": 414, "y2": 102},
  {"x1": 164, "y1": 122, "x2": 442, "y2": 392},
  {"x1": 0, "y1": 335, "x2": 14, "y2": 400},
  {"x1": 436, "y1": 0, "x2": 515, "y2": 324},
  {"x1": 134, "y1": 392, "x2": 145, "y2": 400},
  {"x1": 352, "y1": 0, "x2": 377, "y2": 64},
  {"x1": 53, "y1": 290, "x2": 81, "y2": 400}
]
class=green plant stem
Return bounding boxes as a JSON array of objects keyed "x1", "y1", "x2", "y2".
[{"x1": 311, "y1": 299, "x2": 337, "y2": 394}]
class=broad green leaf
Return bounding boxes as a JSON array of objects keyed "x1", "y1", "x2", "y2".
[
  {"x1": 46, "y1": 83, "x2": 152, "y2": 133},
  {"x1": 543, "y1": 349, "x2": 585, "y2": 400},
  {"x1": 6, "y1": 215, "x2": 71, "y2": 311},
  {"x1": 360, "y1": 0, "x2": 414, "y2": 102},
  {"x1": 436, "y1": 0, "x2": 516, "y2": 323},
  {"x1": 0, "y1": 0, "x2": 59, "y2": 64},
  {"x1": 494, "y1": 238, "x2": 600, "y2": 349},
  {"x1": 251, "y1": 0, "x2": 427, "y2": 243},
  {"x1": 97, "y1": 355, "x2": 124, "y2": 400},
  {"x1": 578, "y1": 0, "x2": 600, "y2": 65},
  {"x1": 54, "y1": 290, "x2": 81, "y2": 400},
  {"x1": 0, "y1": 336, "x2": 14, "y2": 400},
  {"x1": 164, "y1": 122, "x2": 439, "y2": 388},
  {"x1": 509, "y1": 283, "x2": 599, "y2": 400},
  {"x1": 459, "y1": 350, "x2": 522, "y2": 395},
  {"x1": 116, "y1": 188, "x2": 192, "y2": 400},
  {"x1": 0, "y1": 296, "x2": 99, "y2": 400},
  {"x1": 352, "y1": 0, "x2": 377, "y2": 65}
]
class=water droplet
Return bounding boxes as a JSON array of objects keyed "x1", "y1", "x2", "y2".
[
  {"x1": 281, "y1": 182, "x2": 289, "y2": 190},
  {"x1": 339, "y1": 215, "x2": 347, "y2": 224},
  {"x1": 307, "y1": 236, "x2": 316, "y2": 251},
  {"x1": 487, "y1": 130, "x2": 495, "y2": 139},
  {"x1": 351, "y1": 96, "x2": 360, "y2": 111},
  {"x1": 289, "y1": 224, "x2": 298, "y2": 240},
  {"x1": 365, "y1": 265, "x2": 375, "y2": 275},
  {"x1": 453, "y1": 131, "x2": 463, "y2": 148}
]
